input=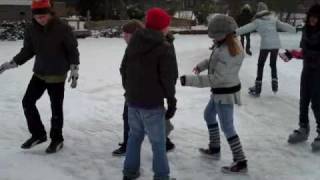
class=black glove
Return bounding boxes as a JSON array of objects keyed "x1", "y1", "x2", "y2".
[
  {"x1": 166, "y1": 98, "x2": 177, "y2": 120},
  {"x1": 180, "y1": 75, "x2": 186, "y2": 86}
]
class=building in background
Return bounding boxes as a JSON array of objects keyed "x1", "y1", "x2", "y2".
[
  {"x1": 0, "y1": 0, "x2": 69, "y2": 22},
  {"x1": 0, "y1": 0, "x2": 30, "y2": 21}
]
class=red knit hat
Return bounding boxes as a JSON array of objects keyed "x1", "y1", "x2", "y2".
[
  {"x1": 31, "y1": 0, "x2": 51, "y2": 14},
  {"x1": 145, "y1": 8, "x2": 171, "y2": 31}
]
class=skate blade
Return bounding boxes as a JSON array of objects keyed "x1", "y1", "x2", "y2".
[
  {"x1": 198, "y1": 149, "x2": 221, "y2": 160},
  {"x1": 112, "y1": 153, "x2": 126, "y2": 157},
  {"x1": 248, "y1": 92, "x2": 260, "y2": 98},
  {"x1": 221, "y1": 168, "x2": 248, "y2": 175}
]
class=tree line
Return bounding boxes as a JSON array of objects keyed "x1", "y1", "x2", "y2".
[{"x1": 73, "y1": 0, "x2": 309, "y2": 23}]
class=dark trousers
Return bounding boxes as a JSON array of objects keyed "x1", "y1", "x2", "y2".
[
  {"x1": 22, "y1": 75, "x2": 65, "y2": 141},
  {"x1": 123, "y1": 102, "x2": 129, "y2": 145},
  {"x1": 240, "y1": 33, "x2": 251, "y2": 51},
  {"x1": 256, "y1": 49, "x2": 279, "y2": 82},
  {"x1": 299, "y1": 66, "x2": 320, "y2": 133}
]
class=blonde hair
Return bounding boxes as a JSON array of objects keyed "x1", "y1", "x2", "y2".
[{"x1": 225, "y1": 33, "x2": 243, "y2": 57}]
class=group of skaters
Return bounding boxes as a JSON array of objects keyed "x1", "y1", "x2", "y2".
[{"x1": 0, "y1": 0, "x2": 320, "y2": 179}]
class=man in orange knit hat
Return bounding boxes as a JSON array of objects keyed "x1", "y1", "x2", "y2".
[{"x1": 0, "y1": 0, "x2": 80, "y2": 154}]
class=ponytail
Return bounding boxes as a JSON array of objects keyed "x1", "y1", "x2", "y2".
[{"x1": 225, "y1": 33, "x2": 243, "y2": 57}]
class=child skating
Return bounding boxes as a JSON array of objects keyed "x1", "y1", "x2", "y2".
[
  {"x1": 236, "y1": 2, "x2": 296, "y2": 97},
  {"x1": 180, "y1": 14, "x2": 248, "y2": 174},
  {"x1": 279, "y1": 4, "x2": 320, "y2": 152}
]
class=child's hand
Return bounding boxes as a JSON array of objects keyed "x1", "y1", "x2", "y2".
[
  {"x1": 279, "y1": 50, "x2": 293, "y2": 62},
  {"x1": 0, "y1": 61, "x2": 17, "y2": 74},
  {"x1": 192, "y1": 67, "x2": 200, "y2": 75}
]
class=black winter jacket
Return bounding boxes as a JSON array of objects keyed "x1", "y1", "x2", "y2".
[
  {"x1": 120, "y1": 29, "x2": 178, "y2": 108},
  {"x1": 236, "y1": 9, "x2": 253, "y2": 27},
  {"x1": 13, "y1": 17, "x2": 80, "y2": 75},
  {"x1": 300, "y1": 27, "x2": 320, "y2": 68}
]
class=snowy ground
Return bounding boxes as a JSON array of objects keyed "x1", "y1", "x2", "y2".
[{"x1": 1, "y1": 33, "x2": 320, "y2": 180}]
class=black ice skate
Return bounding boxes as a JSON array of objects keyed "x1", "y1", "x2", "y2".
[
  {"x1": 166, "y1": 137, "x2": 175, "y2": 152},
  {"x1": 199, "y1": 146, "x2": 221, "y2": 159},
  {"x1": 248, "y1": 81, "x2": 262, "y2": 97},
  {"x1": 45, "y1": 140, "x2": 63, "y2": 154},
  {"x1": 112, "y1": 143, "x2": 126, "y2": 156},
  {"x1": 221, "y1": 160, "x2": 248, "y2": 174},
  {"x1": 21, "y1": 135, "x2": 47, "y2": 149}
]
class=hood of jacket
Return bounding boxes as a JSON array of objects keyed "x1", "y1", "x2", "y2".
[{"x1": 127, "y1": 29, "x2": 166, "y2": 55}]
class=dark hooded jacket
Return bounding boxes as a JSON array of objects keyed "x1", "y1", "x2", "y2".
[
  {"x1": 120, "y1": 29, "x2": 178, "y2": 108},
  {"x1": 236, "y1": 6, "x2": 253, "y2": 27},
  {"x1": 300, "y1": 4, "x2": 320, "y2": 68},
  {"x1": 13, "y1": 17, "x2": 80, "y2": 76}
]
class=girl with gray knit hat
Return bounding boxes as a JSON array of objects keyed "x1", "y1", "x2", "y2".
[
  {"x1": 180, "y1": 14, "x2": 248, "y2": 174},
  {"x1": 236, "y1": 2, "x2": 296, "y2": 97}
]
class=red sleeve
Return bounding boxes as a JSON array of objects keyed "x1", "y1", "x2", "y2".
[{"x1": 291, "y1": 50, "x2": 303, "y2": 59}]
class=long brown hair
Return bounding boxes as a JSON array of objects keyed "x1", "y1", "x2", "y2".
[{"x1": 225, "y1": 33, "x2": 243, "y2": 57}]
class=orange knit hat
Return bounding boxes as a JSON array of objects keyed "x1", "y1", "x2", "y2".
[{"x1": 31, "y1": 0, "x2": 51, "y2": 14}]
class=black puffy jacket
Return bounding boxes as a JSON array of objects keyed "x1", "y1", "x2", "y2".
[
  {"x1": 300, "y1": 27, "x2": 320, "y2": 68},
  {"x1": 120, "y1": 29, "x2": 178, "y2": 108},
  {"x1": 13, "y1": 17, "x2": 80, "y2": 75}
]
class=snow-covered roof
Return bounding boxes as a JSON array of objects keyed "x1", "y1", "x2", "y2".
[{"x1": 0, "y1": 0, "x2": 31, "y2": 6}]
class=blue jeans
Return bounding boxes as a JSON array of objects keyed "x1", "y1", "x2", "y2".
[
  {"x1": 123, "y1": 105, "x2": 170, "y2": 179},
  {"x1": 204, "y1": 98, "x2": 237, "y2": 139}
]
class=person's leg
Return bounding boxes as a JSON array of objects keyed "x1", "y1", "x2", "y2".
[
  {"x1": 123, "y1": 102, "x2": 129, "y2": 145},
  {"x1": 123, "y1": 106, "x2": 145, "y2": 178},
  {"x1": 256, "y1": 50, "x2": 269, "y2": 82},
  {"x1": 165, "y1": 119, "x2": 175, "y2": 152},
  {"x1": 22, "y1": 75, "x2": 47, "y2": 138},
  {"x1": 250, "y1": 50, "x2": 269, "y2": 96},
  {"x1": 240, "y1": 35, "x2": 245, "y2": 48},
  {"x1": 142, "y1": 107, "x2": 170, "y2": 179},
  {"x1": 165, "y1": 120, "x2": 174, "y2": 137},
  {"x1": 246, "y1": 33, "x2": 251, "y2": 51},
  {"x1": 269, "y1": 49, "x2": 279, "y2": 80},
  {"x1": 204, "y1": 98, "x2": 220, "y2": 149},
  {"x1": 299, "y1": 68, "x2": 312, "y2": 130},
  {"x1": 288, "y1": 67, "x2": 312, "y2": 144},
  {"x1": 245, "y1": 33, "x2": 252, "y2": 55},
  {"x1": 311, "y1": 70, "x2": 320, "y2": 135},
  {"x1": 216, "y1": 103, "x2": 246, "y2": 161},
  {"x1": 310, "y1": 70, "x2": 320, "y2": 151},
  {"x1": 270, "y1": 49, "x2": 279, "y2": 92},
  {"x1": 47, "y1": 82, "x2": 65, "y2": 142},
  {"x1": 113, "y1": 102, "x2": 129, "y2": 156},
  {"x1": 216, "y1": 103, "x2": 247, "y2": 173}
]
